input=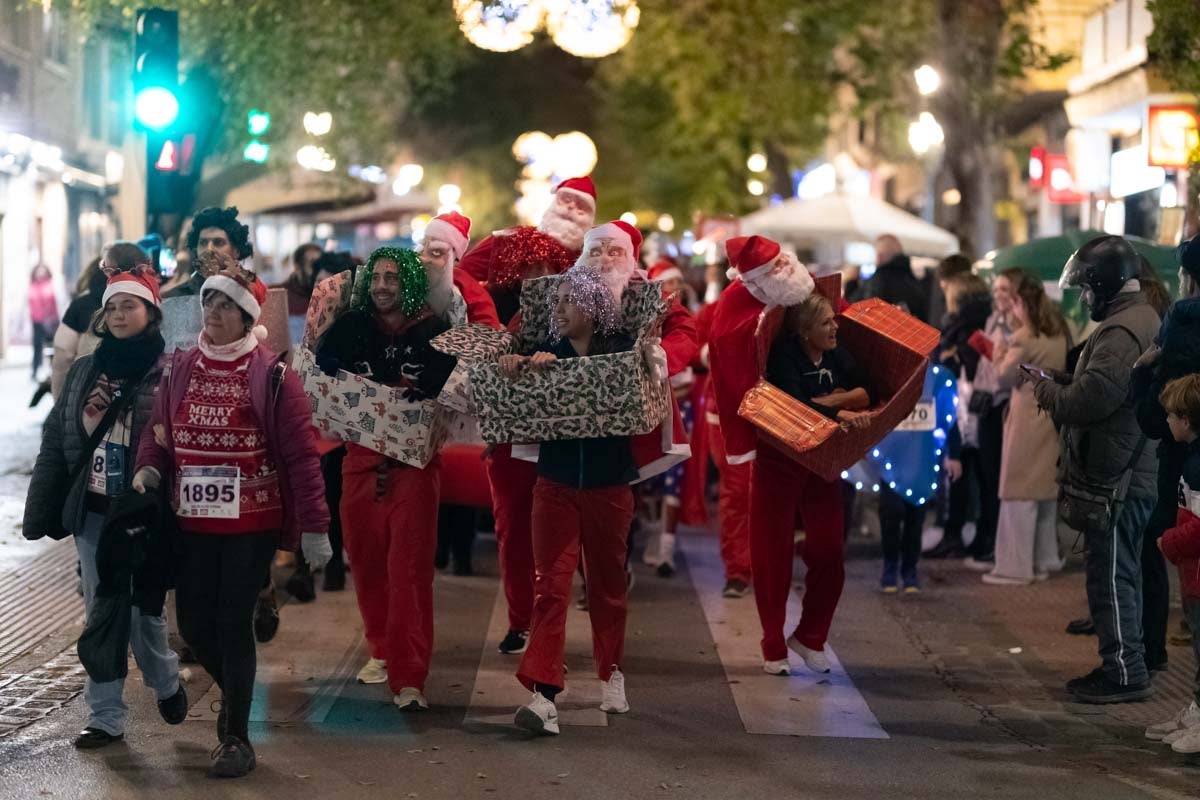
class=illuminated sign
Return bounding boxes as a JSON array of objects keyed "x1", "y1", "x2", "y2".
[
  {"x1": 1147, "y1": 105, "x2": 1199, "y2": 168},
  {"x1": 1110, "y1": 144, "x2": 1165, "y2": 198},
  {"x1": 1046, "y1": 153, "x2": 1086, "y2": 204},
  {"x1": 1029, "y1": 147, "x2": 1045, "y2": 189}
]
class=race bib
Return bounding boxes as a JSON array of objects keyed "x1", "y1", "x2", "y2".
[
  {"x1": 178, "y1": 466, "x2": 240, "y2": 518},
  {"x1": 86, "y1": 442, "x2": 127, "y2": 496},
  {"x1": 895, "y1": 400, "x2": 936, "y2": 432}
]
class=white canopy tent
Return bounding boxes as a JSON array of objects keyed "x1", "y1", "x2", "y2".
[{"x1": 739, "y1": 193, "x2": 960, "y2": 267}]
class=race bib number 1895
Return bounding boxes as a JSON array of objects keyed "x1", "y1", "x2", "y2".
[{"x1": 178, "y1": 466, "x2": 240, "y2": 518}]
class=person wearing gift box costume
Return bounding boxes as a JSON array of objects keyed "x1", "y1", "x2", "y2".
[
  {"x1": 711, "y1": 235, "x2": 863, "y2": 677},
  {"x1": 502, "y1": 265, "x2": 640, "y2": 735},
  {"x1": 314, "y1": 247, "x2": 457, "y2": 712},
  {"x1": 459, "y1": 179, "x2": 594, "y2": 656}
]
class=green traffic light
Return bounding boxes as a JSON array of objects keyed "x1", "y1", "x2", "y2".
[
  {"x1": 135, "y1": 86, "x2": 180, "y2": 131},
  {"x1": 247, "y1": 109, "x2": 270, "y2": 136},
  {"x1": 243, "y1": 140, "x2": 270, "y2": 164}
]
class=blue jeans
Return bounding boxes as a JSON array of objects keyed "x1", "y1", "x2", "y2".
[
  {"x1": 75, "y1": 512, "x2": 179, "y2": 735},
  {"x1": 1084, "y1": 497, "x2": 1155, "y2": 686}
]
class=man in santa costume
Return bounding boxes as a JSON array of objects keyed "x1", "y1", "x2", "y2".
[
  {"x1": 458, "y1": 179, "x2": 597, "y2": 656},
  {"x1": 460, "y1": 177, "x2": 596, "y2": 325},
  {"x1": 418, "y1": 210, "x2": 501, "y2": 330},
  {"x1": 314, "y1": 247, "x2": 457, "y2": 711},
  {"x1": 710, "y1": 234, "x2": 851, "y2": 677}
]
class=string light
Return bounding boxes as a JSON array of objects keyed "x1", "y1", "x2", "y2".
[
  {"x1": 546, "y1": 0, "x2": 640, "y2": 58},
  {"x1": 454, "y1": 0, "x2": 546, "y2": 52}
]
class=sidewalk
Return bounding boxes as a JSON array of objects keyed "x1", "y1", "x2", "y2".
[{"x1": 0, "y1": 348, "x2": 57, "y2": 568}]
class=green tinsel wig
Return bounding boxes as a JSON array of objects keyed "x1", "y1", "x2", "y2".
[{"x1": 353, "y1": 246, "x2": 428, "y2": 317}]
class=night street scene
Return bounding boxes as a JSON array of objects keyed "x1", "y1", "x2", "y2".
[{"x1": 4, "y1": 1, "x2": 1200, "y2": 797}]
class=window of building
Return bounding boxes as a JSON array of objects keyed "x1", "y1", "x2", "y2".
[{"x1": 42, "y1": 7, "x2": 69, "y2": 66}]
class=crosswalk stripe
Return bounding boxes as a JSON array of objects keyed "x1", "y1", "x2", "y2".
[
  {"x1": 465, "y1": 577, "x2": 608, "y2": 727},
  {"x1": 679, "y1": 531, "x2": 889, "y2": 739},
  {"x1": 191, "y1": 583, "x2": 365, "y2": 724}
]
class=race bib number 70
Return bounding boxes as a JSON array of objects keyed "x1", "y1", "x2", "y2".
[
  {"x1": 178, "y1": 466, "x2": 240, "y2": 519},
  {"x1": 895, "y1": 400, "x2": 937, "y2": 432}
]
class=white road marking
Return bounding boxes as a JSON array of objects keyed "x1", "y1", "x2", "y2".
[
  {"x1": 679, "y1": 531, "x2": 888, "y2": 739},
  {"x1": 465, "y1": 575, "x2": 608, "y2": 727}
]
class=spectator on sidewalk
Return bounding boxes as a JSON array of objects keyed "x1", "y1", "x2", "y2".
[
  {"x1": 51, "y1": 256, "x2": 105, "y2": 400},
  {"x1": 28, "y1": 263, "x2": 59, "y2": 382},
  {"x1": 1132, "y1": 237, "x2": 1200, "y2": 674},
  {"x1": 1031, "y1": 235, "x2": 1160, "y2": 705},
  {"x1": 858, "y1": 234, "x2": 929, "y2": 322},
  {"x1": 1147, "y1": 375, "x2": 1200, "y2": 751},
  {"x1": 984, "y1": 270, "x2": 1069, "y2": 586},
  {"x1": 24, "y1": 268, "x2": 186, "y2": 750}
]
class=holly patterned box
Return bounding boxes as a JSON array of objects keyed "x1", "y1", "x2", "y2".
[
  {"x1": 737, "y1": 274, "x2": 940, "y2": 482},
  {"x1": 441, "y1": 277, "x2": 670, "y2": 445}
]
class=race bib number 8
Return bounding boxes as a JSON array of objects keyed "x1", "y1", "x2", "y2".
[
  {"x1": 896, "y1": 400, "x2": 936, "y2": 432},
  {"x1": 178, "y1": 466, "x2": 240, "y2": 518}
]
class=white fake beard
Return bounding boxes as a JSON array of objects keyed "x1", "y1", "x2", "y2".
[
  {"x1": 743, "y1": 263, "x2": 814, "y2": 307},
  {"x1": 538, "y1": 207, "x2": 590, "y2": 251},
  {"x1": 598, "y1": 262, "x2": 634, "y2": 301}
]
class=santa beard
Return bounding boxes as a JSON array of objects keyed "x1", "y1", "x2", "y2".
[
  {"x1": 539, "y1": 206, "x2": 590, "y2": 252},
  {"x1": 599, "y1": 263, "x2": 634, "y2": 301},
  {"x1": 742, "y1": 258, "x2": 814, "y2": 307}
]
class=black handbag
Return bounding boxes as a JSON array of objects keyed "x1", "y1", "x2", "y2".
[{"x1": 1058, "y1": 433, "x2": 1148, "y2": 533}]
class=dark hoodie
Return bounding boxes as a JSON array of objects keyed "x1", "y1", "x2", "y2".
[
  {"x1": 860, "y1": 254, "x2": 929, "y2": 323},
  {"x1": 937, "y1": 291, "x2": 992, "y2": 381}
]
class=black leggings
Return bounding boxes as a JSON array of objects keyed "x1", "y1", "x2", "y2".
[
  {"x1": 176, "y1": 531, "x2": 277, "y2": 743},
  {"x1": 880, "y1": 486, "x2": 925, "y2": 572}
]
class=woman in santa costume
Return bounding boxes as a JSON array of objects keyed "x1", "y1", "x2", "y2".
[
  {"x1": 314, "y1": 247, "x2": 457, "y2": 712},
  {"x1": 504, "y1": 265, "x2": 639, "y2": 735},
  {"x1": 710, "y1": 235, "x2": 859, "y2": 676}
]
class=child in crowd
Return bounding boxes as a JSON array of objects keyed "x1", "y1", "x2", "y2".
[
  {"x1": 1149, "y1": 374, "x2": 1200, "y2": 753},
  {"x1": 504, "y1": 266, "x2": 637, "y2": 736}
]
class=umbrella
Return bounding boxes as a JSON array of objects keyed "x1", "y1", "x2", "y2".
[{"x1": 985, "y1": 230, "x2": 1178, "y2": 287}]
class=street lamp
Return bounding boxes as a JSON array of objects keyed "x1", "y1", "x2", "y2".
[
  {"x1": 746, "y1": 152, "x2": 767, "y2": 173},
  {"x1": 747, "y1": 179, "x2": 765, "y2": 196},
  {"x1": 914, "y1": 64, "x2": 940, "y2": 97},
  {"x1": 657, "y1": 213, "x2": 675, "y2": 233},
  {"x1": 438, "y1": 183, "x2": 462, "y2": 206},
  {"x1": 908, "y1": 112, "x2": 944, "y2": 156}
]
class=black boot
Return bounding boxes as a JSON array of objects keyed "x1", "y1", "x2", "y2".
[{"x1": 323, "y1": 559, "x2": 346, "y2": 591}]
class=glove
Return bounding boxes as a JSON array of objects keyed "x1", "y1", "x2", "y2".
[
  {"x1": 301, "y1": 532, "x2": 333, "y2": 570},
  {"x1": 131, "y1": 467, "x2": 161, "y2": 494},
  {"x1": 642, "y1": 337, "x2": 669, "y2": 383}
]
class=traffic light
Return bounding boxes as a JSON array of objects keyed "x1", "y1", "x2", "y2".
[
  {"x1": 243, "y1": 141, "x2": 270, "y2": 163},
  {"x1": 133, "y1": 8, "x2": 179, "y2": 131},
  {"x1": 247, "y1": 110, "x2": 271, "y2": 136}
]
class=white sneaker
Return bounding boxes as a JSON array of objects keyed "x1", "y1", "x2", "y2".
[
  {"x1": 393, "y1": 687, "x2": 428, "y2": 711},
  {"x1": 763, "y1": 658, "x2": 790, "y2": 676},
  {"x1": 787, "y1": 636, "x2": 831, "y2": 674},
  {"x1": 1146, "y1": 701, "x2": 1200, "y2": 741},
  {"x1": 356, "y1": 658, "x2": 387, "y2": 684},
  {"x1": 515, "y1": 692, "x2": 560, "y2": 735},
  {"x1": 600, "y1": 667, "x2": 629, "y2": 714},
  {"x1": 1170, "y1": 725, "x2": 1200, "y2": 754},
  {"x1": 1163, "y1": 723, "x2": 1198, "y2": 746}
]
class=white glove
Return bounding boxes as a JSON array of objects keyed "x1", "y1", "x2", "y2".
[
  {"x1": 301, "y1": 532, "x2": 333, "y2": 569},
  {"x1": 643, "y1": 337, "x2": 669, "y2": 383},
  {"x1": 131, "y1": 467, "x2": 161, "y2": 494}
]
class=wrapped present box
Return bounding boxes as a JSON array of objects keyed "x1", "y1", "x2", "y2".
[
  {"x1": 292, "y1": 272, "x2": 447, "y2": 467},
  {"x1": 738, "y1": 274, "x2": 940, "y2": 482},
  {"x1": 460, "y1": 276, "x2": 670, "y2": 445}
]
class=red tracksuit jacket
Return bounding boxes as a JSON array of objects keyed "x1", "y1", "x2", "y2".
[{"x1": 1160, "y1": 441, "x2": 1200, "y2": 600}]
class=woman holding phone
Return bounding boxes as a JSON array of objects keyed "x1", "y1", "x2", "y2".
[{"x1": 984, "y1": 270, "x2": 1069, "y2": 585}]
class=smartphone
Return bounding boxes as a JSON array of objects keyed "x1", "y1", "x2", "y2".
[{"x1": 1019, "y1": 363, "x2": 1050, "y2": 380}]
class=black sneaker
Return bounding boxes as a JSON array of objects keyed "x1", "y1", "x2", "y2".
[
  {"x1": 722, "y1": 579, "x2": 750, "y2": 598},
  {"x1": 1065, "y1": 667, "x2": 1106, "y2": 692},
  {"x1": 253, "y1": 593, "x2": 280, "y2": 643},
  {"x1": 286, "y1": 570, "x2": 316, "y2": 603},
  {"x1": 157, "y1": 684, "x2": 188, "y2": 725},
  {"x1": 323, "y1": 561, "x2": 346, "y2": 592},
  {"x1": 1065, "y1": 617, "x2": 1095, "y2": 636},
  {"x1": 210, "y1": 736, "x2": 256, "y2": 778},
  {"x1": 73, "y1": 727, "x2": 123, "y2": 749},
  {"x1": 1069, "y1": 671, "x2": 1154, "y2": 704},
  {"x1": 498, "y1": 629, "x2": 529, "y2": 655}
]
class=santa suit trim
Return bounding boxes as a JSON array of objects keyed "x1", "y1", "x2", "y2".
[
  {"x1": 669, "y1": 367, "x2": 695, "y2": 389},
  {"x1": 726, "y1": 450, "x2": 757, "y2": 465}
]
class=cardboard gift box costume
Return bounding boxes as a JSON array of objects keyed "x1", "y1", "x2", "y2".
[
  {"x1": 432, "y1": 276, "x2": 689, "y2": 481},
  {"x1": 292, "y1": 270, "x2": 451, "y2": 469},
  {"x1": 736, "y1": 274, "x2": 940, "y2": 482}
]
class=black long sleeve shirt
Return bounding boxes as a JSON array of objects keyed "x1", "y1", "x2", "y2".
[
  {"x1": 765, "y1": 338, "x2": 872, "y2": 420},
  {"x1": 315, "y1": 308, "x2": 456, "y2": 401}
]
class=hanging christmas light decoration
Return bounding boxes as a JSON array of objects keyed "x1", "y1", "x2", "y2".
[
  {"x1": 454, "y1": 0, "x2": 547, "y2": 53},
  {"x1": 545, "y1": 0, "x2": 640, "y2": 58}
]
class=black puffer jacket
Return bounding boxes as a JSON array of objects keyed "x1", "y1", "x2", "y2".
[
  {"x1": 860, "y1": 254, "x2": 930, "y2": 323},
  {"x1": 24, "y1": 354, "x2": 162, "y2": 539}
]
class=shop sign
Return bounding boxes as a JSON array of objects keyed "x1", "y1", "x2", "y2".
[{"x1": 1147, "y1": 105, "x2": 1199, "y2": 168}]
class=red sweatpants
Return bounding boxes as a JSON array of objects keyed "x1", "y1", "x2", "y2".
[
  {"x1": 486, "y1": 445, "x2": 538, "y2": 632},
  {"x1": 341, "y1": 444, "x2": 440, "y2": 693},
  {"x1": 517, "y1": 478, "x2": 635, "y2": 692},
  {"x1": 708, "y1": 422, "x2": 752, "y2": 583},
  {"x1": 750, "y1": 443, "x2": 845, "y2": 661}
]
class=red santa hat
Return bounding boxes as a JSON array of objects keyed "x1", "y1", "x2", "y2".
[
  {"x1": 647, "y1": 259, "x2": 683, "y2": 284},
  {"x1": 101, "y1": 269, "x2": 161, "y2": 308},
  {"x1": 202, "y1": 271, "x2": 270, "y2": 339},
  {"x1": 725, "y1": 235, "x2": 781, "y2": 282},
  {"x1": 423, "y1": 211, "x2": 472, "y2": 261},
  {"x1": 555, "y1": 176, "x2": 597, "y2": 210}
]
